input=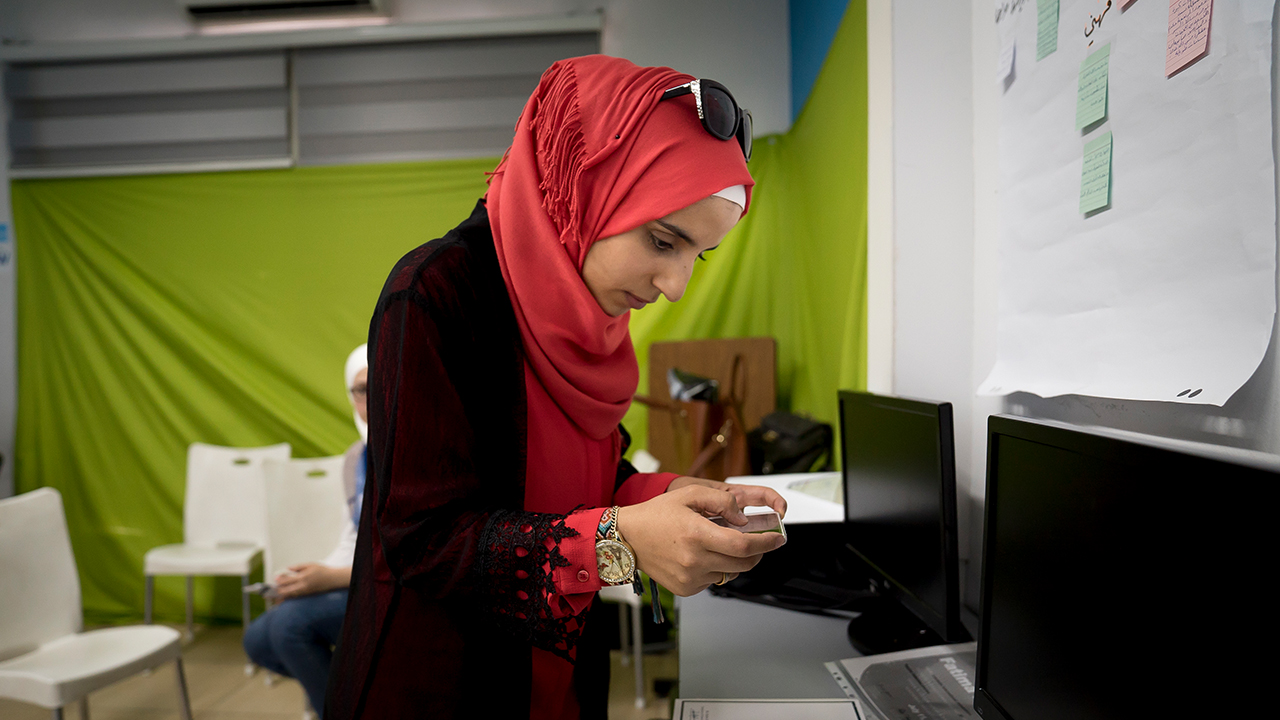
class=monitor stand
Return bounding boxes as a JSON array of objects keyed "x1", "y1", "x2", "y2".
[{"x1": 845, "y1": 596, "x2": 946, "y2": 655}]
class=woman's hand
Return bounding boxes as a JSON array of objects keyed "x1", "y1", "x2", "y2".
[
  {"x1": 617, "y1": 484, "x2": 787, "y2": 597},
  {"x1": 274, "y1": 563, "x2": 351, "y2": 599},
  {"x1": 666, "y1": 475, "x2": 788, "y2": 518}
]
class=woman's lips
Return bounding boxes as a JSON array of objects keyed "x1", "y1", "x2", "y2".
[{"x1": 625, "y1": 292, "x2": 651, "y2": 310}]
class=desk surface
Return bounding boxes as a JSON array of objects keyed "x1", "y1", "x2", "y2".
[{"x1": 677, "y1": 590, "x2": 858, "y2": 699}]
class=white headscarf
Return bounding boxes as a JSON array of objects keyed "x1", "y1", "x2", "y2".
[
  {"x1": 713, "y1": 184, "x2": 747, "y2": 210},
  {"x1": 345, "y1": 343, "x2": 369, "y2": 443}
]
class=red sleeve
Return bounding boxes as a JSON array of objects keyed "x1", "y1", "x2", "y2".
[
  {"x1": 548, "y1": 508, "x2": 607, "y2": 617},
  {"x1": 615, "y1": 471, "x2": 680, "y2": 506}
]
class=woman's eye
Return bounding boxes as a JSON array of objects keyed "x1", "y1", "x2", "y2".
[{"x1": 650, "y1": 233, "x2": 674, "y2": 252}]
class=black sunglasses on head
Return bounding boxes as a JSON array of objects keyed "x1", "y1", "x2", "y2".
[{"x1": 661, "y1": 78, "x2": 753, "y2": 161}]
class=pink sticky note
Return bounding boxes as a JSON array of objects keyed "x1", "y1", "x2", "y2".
[{"x1": 1166, "y1": 0, "x2": 1213, "y2": 77}]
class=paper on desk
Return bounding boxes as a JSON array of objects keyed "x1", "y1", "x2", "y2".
[
  {"x1": 1166, "y1": 0, "x2": 1213, "y2": 76},
  {"x1": 1076, "y1": 43, "x2": 1109, "y2": 129},
  {"x1": 1036, "y1": 0, "x2": 1059, "y2": 60},
  {"x1": 726, "y1": 473, "x2": 844, "y2": 524},
  {"x1": 831, "y1": 643, "x2": 979, "y2": 720},
  {"x1": 675, "y1": 698, "x2": 861, "y2": 720},
  {"x1": 1079, "y1": 131, "x2": 1112, "y2": 214}
]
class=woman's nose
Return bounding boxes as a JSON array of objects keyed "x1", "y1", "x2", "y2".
[{"x1": 653, "y1": 261, "x2": 694, "y2": 304}]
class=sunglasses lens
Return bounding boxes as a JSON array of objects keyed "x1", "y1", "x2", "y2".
[
  {"x1": 702, "y1": 86, "x2": 738, "y2": 140},
  {"x1": 738, "y1": 110, "x2": 753, "y2": 161}
]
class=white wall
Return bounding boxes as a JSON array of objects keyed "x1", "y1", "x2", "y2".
[{"x1": 888, "y1": 0, "x2": 976, "y2": 571}]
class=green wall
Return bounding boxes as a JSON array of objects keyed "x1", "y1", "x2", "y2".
[{"x1": 12, "y1": 2, "x2": 866, "y2": 623}]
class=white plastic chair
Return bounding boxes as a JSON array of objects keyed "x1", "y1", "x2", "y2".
[
  {"x1": 143, "y1": 442, "x2": 291, "y2": 643},
  {"x1": 0, "y1": 488, "x2": 193, "y2": 720},
  {"x1": 599, "y1": 585, "x2": 646, "y2": 708},
  {"x1": 258, "y1": 455, "x2": 349, "y2": 714},
  {"x1": 261, "y1": 456, "x2": 349, "y2": 582}
]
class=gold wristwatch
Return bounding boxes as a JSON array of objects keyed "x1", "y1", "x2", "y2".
[{"x1": 595, "y1": 506, "x2": 638, "y2": 587}]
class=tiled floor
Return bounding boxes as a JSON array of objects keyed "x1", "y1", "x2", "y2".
[{"x1": 0, "y1": 624, "x2": 677, "y2": 720}]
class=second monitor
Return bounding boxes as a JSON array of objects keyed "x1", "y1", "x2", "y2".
[{"x1": 838, "y1": 390, "x2": 971, "y2": 654}]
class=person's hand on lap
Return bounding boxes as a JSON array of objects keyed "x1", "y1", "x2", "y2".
[{"x1": 274, "y1": 562, "x2": 348, "y2": 599}]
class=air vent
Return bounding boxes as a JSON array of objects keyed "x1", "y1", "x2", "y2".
[{"x1": 179, "y1": 0, "x2": 381, "y2": 22}]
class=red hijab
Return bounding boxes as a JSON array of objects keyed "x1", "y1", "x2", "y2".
[{"x1": 486, "y1": 54, "x2": 754, "y2": 440}]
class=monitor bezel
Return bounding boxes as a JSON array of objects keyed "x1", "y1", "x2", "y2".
[{"x1": 837, "y1": 389, "x2": 965, "y2": 643}]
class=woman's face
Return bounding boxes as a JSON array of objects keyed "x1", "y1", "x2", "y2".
[
  {"x1": 350, "y1": 367, "x2": 368, "y2": 423},
  {"x1": 582, "y1": 195, "x2": 742, "y2": 317}
]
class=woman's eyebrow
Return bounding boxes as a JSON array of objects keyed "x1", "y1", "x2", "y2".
[{"x1": 654, "y1": 219, "x2": 698, "y2": 247}]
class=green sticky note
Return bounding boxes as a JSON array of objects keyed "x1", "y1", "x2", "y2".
[
  {"x1": 1080, "y1": 131, "x2": 1113, "y2": 214},
  {"x1": 1076, "y1": 44, "x2": 1110, "y2": 130},
  {"x1": 1037, "y1": 0, "x2": 1060, "y2": 60}
]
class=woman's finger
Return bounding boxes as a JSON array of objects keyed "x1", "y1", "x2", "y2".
[
  {"x1": 706, "y1": 570, "x2": 741, "y2": 586},
  {"x1": 678, "y1": 484, "x2": 745, "y2": 522},
  {"x1": 702, "y1": 550, "x2": 764, "y2": 574},
  {"x1": 701, "y1": 522, "x2": 785, "y2": 558},
  {"x1": 726, "y1": 485, "x2": 788, "y2": 517}
]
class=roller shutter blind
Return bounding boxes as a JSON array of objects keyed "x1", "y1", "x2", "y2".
[
  {"x1": 294, "y1": 32, "x2": 599, "y2": 165},
  {"x1": 6, "y1": 52, "x2": 290, "y2": 174},
  {"x1": 4, "y1": 30, "x2": 600, "y2": 175}
]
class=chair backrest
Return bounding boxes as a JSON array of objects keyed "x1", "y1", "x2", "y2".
[
  {"x1": 184, "y1": 442, "x2": 291, "y2": 547},
  {"x1": 0, "y1": 488, "x2": 81, "y2": 662},
  {"x1": 262, "y1": 456, "x2": 350, "y2": 580}
]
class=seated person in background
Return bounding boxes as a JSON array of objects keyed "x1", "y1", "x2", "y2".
[{"x1": 243, "y1": 344, "x2": 368, "y2": 717}]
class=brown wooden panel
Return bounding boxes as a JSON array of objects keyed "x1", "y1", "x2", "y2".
[{"x1": 645, "y1": 337, "x2": 776, "y2": 474}]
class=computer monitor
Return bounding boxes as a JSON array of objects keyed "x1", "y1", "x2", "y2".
[
  {"x1": 838, "y1": 390, "x2": 970, "y2": 654},
  {"x1": 975, "y1": 416, "x2": 1277, "y2": 720}
]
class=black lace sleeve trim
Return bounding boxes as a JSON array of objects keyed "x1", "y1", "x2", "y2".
[{"x1": 476, "y1": 509, "x2": 588, "y2": 661}]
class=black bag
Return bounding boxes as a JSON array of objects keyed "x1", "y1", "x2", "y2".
[{"x1": 747, "y1": 412, "x2": 834, "y2": 475}]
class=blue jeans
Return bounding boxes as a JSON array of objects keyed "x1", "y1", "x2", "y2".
[{"x1": 243, "y1": 589, "x2": 348, "y2": 717}]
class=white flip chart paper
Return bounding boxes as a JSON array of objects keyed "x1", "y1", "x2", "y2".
[{"x1": 980, "y1": 0, "x2": 1276, "y2": 406}]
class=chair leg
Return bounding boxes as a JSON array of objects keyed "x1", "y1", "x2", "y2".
[
  {"x1": 174, "y1": 658, "x2": 194, "y2": 720},
  {"x1": 79, "y1": 697, "x2": 89, "y2": 720},
  {"x1": 631, "y1": 601, "x2": 645, "y2": 709},
  {"x1": 144, "y1": 575, "x2": 154, "y2": 624},
  {"x1": 184, "y1": 576, "x2": 194, "y2": 641},
  {"x1": 618, "y1": 602, "x2": 631, "y2": 666},
  {"x1": 242, "y1": 572, "x2": 252, "y2": 630},
  {"x1": 243, "y1": 572, "x2": 257, "y2": 676}
]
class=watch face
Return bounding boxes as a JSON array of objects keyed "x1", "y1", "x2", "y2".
[{"x1": 596, "y1": 539, "x2": 636, "y2": 584}]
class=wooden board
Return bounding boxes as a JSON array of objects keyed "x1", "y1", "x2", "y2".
[{"x1": 646, "y1": 337, "x2": 776, "y2": 474}]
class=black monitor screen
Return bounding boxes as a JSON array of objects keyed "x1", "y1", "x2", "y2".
[
  {"x1": 976, "y1": 417, "x2": 1277, "y2": 720},
  {"x1": 839, "y1": 391, "x2": 961, "y2": 640}
]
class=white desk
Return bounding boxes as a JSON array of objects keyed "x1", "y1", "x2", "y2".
[{"x1": 677, "y1": 590, "x2": 858, "y2": 699}]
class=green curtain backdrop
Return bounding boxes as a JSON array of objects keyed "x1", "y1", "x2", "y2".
[
  {"x1": 14, "y1": 160, "x2": 498, "y2": 623},
  {"x1": 12, "y1": 3, "x2": 865, "y2": 623},
  {"x1": 623, "y1": 0, "x2": 868, "y2": 447}
]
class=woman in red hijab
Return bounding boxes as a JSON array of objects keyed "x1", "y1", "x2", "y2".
[{"x1": 325, "y1": 55, "x2": 788, "y2": 720}]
